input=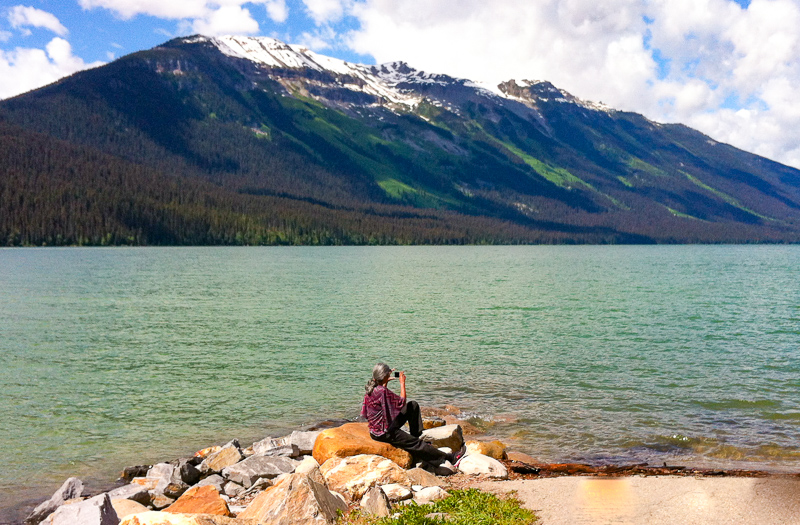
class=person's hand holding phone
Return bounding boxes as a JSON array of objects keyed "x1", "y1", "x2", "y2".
[
  {"x1": 391, "y1": 369, "x2": 406, "y2": 388},
  {"x1": 396, "y1": 370, "x2": 406, "y2": 398}
]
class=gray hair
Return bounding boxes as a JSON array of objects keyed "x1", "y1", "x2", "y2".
[{"x1": 365, "y1": 362, "x2": 392, "y2": 395}]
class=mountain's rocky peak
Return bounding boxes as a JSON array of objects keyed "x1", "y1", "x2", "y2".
[{"x1": 178, "y1": 35, "x2": 608, "y2": 114}]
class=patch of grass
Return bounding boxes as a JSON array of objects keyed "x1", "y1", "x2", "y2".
[
  {"x1": 681, "y1": 171, "x2": 773, "y2": 221},
  {"x1": 617, "y1": 176, "x2": 634, "y2": 188},
  {"x1": 626, "y1": 156, "x2": 669, "y2": 178},
  {"x1": 490, "y1": 136, "x2": 628, "y2": 209},
  {"x1": 338, "y1": 489, "x2": 537, "y2": 525},
  {"x1": 378, "y1": 178, "x2": 418, "y2": 198},
  {"x1": 664, "y1": 205, "x2": 703, "y2": 221}
]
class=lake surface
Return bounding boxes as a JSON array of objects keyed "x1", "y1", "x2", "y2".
[{"x1": 1, "y1": 246, "x2": 799, "y2": 519}]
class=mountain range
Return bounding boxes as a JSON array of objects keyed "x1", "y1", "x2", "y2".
[{"x1": 2, "y1": 35, "x2": 799, "y2": 245}]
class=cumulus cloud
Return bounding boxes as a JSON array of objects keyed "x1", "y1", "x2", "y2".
[
  {"x1": 77, "y1": 0, "x2": 287, "y2": 37},
  {"x1": 0, "y1": 38, "x2": 104, "y2": 99},
  {"x1": 344, "y1": 0, "x2": 800, "y2": 169},
  {"x1": 77, "y1": 0, "x2": 208, "y2": 20},
  {"x1": 265, "y1": 0, "x2": 289, "y2": 23},
  {"x1": 303, "y1": 0, "x2": 348, "y2": 24},
  {"x1": 7, "y1": 5, "x2": 69, "y2": 36},
  {"x1": 192, "y1": 5, "x2": 260, "y2": 35}
]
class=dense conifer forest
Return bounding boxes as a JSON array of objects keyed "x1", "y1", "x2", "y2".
[{"x1": 1, "y1": 122, "x2": 581, "y2": 246}]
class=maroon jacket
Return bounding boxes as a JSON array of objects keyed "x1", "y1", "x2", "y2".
[{"x1": 361, "y1": 385, "x2": 406, "y2": 436}]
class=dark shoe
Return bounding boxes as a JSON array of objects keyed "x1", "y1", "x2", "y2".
[{"x1": 451, "y1": 446, "x2": 467, "y2": 466}]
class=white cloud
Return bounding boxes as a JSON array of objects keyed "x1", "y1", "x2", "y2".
[
  {"x1": 303, "y1": 0, "x2": 348, "y2": 24},
  {"x1": 265, "y1": 0, "x2": 289, "y2": 23},
  {"x1": 7, "y1": 5, "x2": 69, "y2": 36},
  {"x1": 77, "y1": 0, "x2": 209, "y2": 20},
  {"x1": 0, "y1": 38, "x2": 104, "y2": 99},
  {"x1": 0, "y1": 30, "x2": 12, "y2": 42},
  {"x1": 192, "y1": 5, "x2": 260, "y2": 35},
  {"x1": 297, "y1": 25, "x2": 337, "y2": 50},
  {"x1": 77, "y1": 0, "x2": 287, "y2": 38},
  {"x1": 344, "y1": 0, "x2": 800, "y2": 169}
]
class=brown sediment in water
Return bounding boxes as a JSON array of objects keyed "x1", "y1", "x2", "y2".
[{"x1": 503, "y1": 459, "x2": 776, "y2": 478}]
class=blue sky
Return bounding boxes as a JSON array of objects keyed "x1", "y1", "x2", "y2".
[
  {"x1": 0, "y1": 0, "x2": 372, "y2": 65},
  {"x1": 1, "y1": 0, "x2": 799, "y2": 169}
]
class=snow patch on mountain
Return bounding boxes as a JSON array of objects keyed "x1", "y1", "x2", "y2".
[
  {"x1": 187, "y1": 35, "x2": 611, "y2": 114},
  {"x1": 206, "y1": 35, "x2": 423, "y2": 108}
]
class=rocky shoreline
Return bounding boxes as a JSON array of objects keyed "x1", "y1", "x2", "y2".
[{"x1": 15, "y1": 408, "x2": 788, "y2": 525}]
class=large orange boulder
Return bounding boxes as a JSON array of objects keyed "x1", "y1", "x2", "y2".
[
  {"x1": 465, "y1": 440, "x2": 508, "y2": 460},
  {"x1": 312, "y1": 423, "x2": 412, "y2": 468},
  {"x1": 164, "y1": 486, "x2": 231, "y2": 516}
]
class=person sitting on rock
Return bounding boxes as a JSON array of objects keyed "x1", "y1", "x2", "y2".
[{"x1": 361, "y1": 362, "x2": 464, "y2": 466}]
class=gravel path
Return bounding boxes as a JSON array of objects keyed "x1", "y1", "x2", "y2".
[{"x1": 475, "y1": 475, "x2": 800, "y2": 524}]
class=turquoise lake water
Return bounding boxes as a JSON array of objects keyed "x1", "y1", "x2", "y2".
[{"x1": 1, "y1": 245, "x2": 799, "y2": 518}]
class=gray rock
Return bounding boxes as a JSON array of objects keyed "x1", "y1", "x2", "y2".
[
  {"x1": 251, "y1": 436, "x2": 299, "y2": 458},
  {"x1": 119, "y1": 465, "x2": 149, "y2": 482},
  {"x1": 145, "y1": 462, "x2": 188, "y2": 498},
  {"x1": 45, "y1": 494, "x2": 118, "y2": 525},
  {"x1": 420, "y1": 425, "x2": 464, "y2": 451},
  {"x1": 146, "y1": 463, "x2": 174, "y2": 481},
  {"x1": 26, "y1": 477, "x2": 84, "y2": 525},
  {"x1": 414, "y1": 486, "x2": 448, "y2": 504},
  {"x1": 240, "y1": 476, "x2": 273, "y2": 498},
  {"x1": 456, "y1": 453, "x2": 508, "y2": 479},
  {"x1": 405, "y1": 468, "x2": 442, "y2": 488},
  {"x1": 381, "y1": 484, "x2": 412, "y2": 502},
  {"x1": 154, "y1": 477, "x2": 189, "y2": 498},
  {"x1": 222, "y1": 456, "x2": 298, "y2": 488},
  {"x1": 251, "y1": 436, "x2": 281, "y2": 450},
  {"x1": 360, "y1": 486, "x2": 391, "y2": 517},
  {"x1": 223, "y1": 481, "x2": 245, "y2": 497},
  {"x1": 288, "y1": 431, "x2": 321, "y2": 455},
  {"x1": 195, "y1": 474, "x2": 225, "y2": 492},
  {"x1": 106, "y1": 484, "x2": 149, "y2": 505},
  {"x1": 259, "y1": 444, "x2": 298, "y2": 457},
  {"x1": 176, "y1": 459, "x2": 201, "y2": 485}
]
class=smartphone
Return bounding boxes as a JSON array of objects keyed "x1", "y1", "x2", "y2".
[{"x1": 394, "y1": 371, "x2": 400, "y2": 378}]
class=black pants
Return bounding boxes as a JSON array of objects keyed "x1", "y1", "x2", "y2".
[{"x1": 371, "y1": 401, "x2": 449, "y2": 463}]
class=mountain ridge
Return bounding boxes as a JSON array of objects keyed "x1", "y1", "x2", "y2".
[{"x1": 1, "y1": 34, "x2": 799, "y2": 245}]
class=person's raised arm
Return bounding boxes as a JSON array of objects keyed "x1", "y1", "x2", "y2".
[{"x1": 399, "y1": 370, "x2": 406, "y2": 399}]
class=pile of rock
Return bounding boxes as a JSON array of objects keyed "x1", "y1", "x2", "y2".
[{"x1": 25, "y1": 422, "x2": 511, "y2": 525}]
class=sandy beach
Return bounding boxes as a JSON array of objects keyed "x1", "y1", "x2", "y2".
[{"x1": 476, "y1": 475, "x2": 800, "y2": 524}]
